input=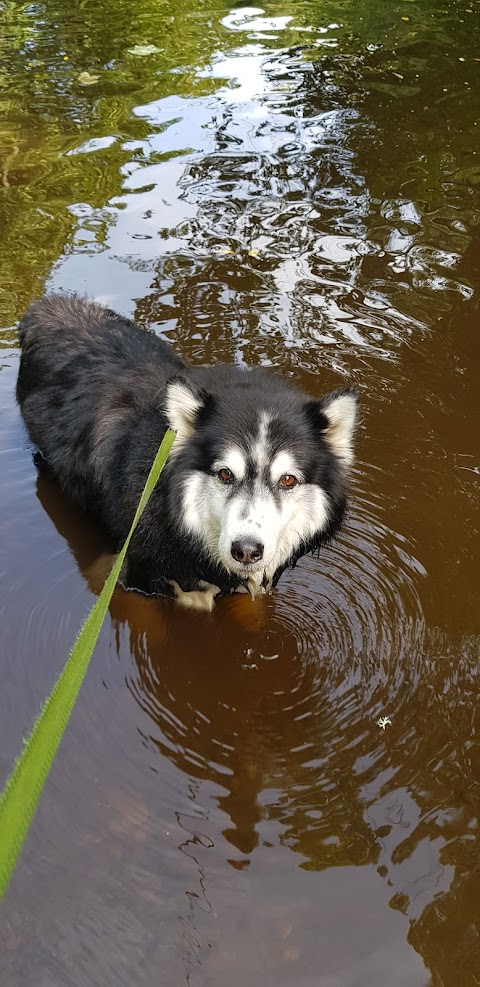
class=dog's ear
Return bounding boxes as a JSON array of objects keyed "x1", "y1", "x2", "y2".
[
  {"x1": 165, "y1": 377, "x2": 213, "y2": 445},
  {"x1": 305, "y1": 387, "x2": 359, "y2": 467}
]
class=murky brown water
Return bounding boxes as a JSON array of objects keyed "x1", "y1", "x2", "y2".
[{"x1": 1, "y1": 1, "x2": 480, "y2": 984}]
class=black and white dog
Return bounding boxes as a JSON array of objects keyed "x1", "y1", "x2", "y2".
[{"x1": 17, "y1": 295, "x2": 359, "y2": 610}]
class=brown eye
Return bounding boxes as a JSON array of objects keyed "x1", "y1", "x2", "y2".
[
  {"x1": 279, "y1": 474, "x2": 297, "y2": 489},
  {"x1": 218, "y1": 467, "x2": 235, "y2": 484}
]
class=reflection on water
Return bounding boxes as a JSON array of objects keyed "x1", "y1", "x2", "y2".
[{"x1": 1, "y1": 0, "x2": 480, "y2": 984}]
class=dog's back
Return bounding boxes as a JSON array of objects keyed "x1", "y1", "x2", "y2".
[
  {"x1": 17, "y1": 294, "x2": 184, "y2": 517},
  {"x1": 17, "y1": 294, "x2": 183, "y2": 395}
]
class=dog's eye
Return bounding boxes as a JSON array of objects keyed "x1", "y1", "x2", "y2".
[
  {"x1": 279, "y1": 474, "x2": 297, "y2": 489},
  {"x1": 218, "y1": 467, "x2": 235, "y2": 484}
]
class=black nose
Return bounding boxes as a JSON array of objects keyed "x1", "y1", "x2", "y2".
[{"x1": 231, "y1": 540, "x2": 264, "y2": 565}]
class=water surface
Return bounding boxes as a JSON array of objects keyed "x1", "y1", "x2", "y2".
[{"x1": 1, "y1": 1, "x2": 480, "y2": 984}]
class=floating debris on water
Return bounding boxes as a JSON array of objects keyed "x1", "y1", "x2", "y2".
[
  {"x1": 77, "y1": 71, "x2": 100, "y2": 85},
  {"x1": 127, "y1": 44, "x2": 162, "y2": 56},
  {"x1": 376, "y1": 715, "x2": 392, "y2": 730}
]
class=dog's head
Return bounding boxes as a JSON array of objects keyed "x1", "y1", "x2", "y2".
[{"x1": 165, "y1": 369, "x2": 359, "y2": 589}]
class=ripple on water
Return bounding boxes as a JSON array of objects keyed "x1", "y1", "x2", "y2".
[{"x1": 122, "y1": 459, "x2": 426, "y2": 866}]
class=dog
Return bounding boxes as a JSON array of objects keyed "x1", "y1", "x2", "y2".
[{"x1": 16, "y1": 295, "x2": 359, "y2": 611}]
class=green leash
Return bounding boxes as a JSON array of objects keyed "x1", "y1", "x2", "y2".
[{"x1": 0, "y1": 428, "x2": 175, "y2": 899}]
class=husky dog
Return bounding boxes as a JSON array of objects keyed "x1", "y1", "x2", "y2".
[{"x1": 17, "y1": 295, "x2": 359, "y2": 611}]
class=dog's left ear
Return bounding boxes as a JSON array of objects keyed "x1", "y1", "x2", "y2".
[
  {"x1": 306, "y1": 387, "x2": 359, "y2": 467},
  {"x1": 165, "y1": 377, "x2": 213, "y2": 446}
]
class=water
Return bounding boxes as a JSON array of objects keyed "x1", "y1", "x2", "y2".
[{"x1": 1, "y1": 1, "x2": 479, "y2": 984}]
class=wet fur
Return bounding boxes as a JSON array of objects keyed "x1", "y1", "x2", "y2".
[{"x1": 17, "y1": 294, "x2": 358, "y2": 607}]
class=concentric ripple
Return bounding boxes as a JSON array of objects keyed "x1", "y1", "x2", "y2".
[{"x1": 122, "y1": 457, "x2": 427, "y2": 863}]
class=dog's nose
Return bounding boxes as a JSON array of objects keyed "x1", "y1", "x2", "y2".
[{"x1": 231, "y1": 540, "x2": 264, "y2": 565}]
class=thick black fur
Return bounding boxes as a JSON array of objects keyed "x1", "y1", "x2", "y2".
[{"x1": 17, "y1": 295, "x2": 354, "y2": 598}]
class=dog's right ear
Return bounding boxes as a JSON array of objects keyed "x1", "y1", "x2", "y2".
[{"x1": 165, "y1": 377, "x2": 212, "y2": 446}]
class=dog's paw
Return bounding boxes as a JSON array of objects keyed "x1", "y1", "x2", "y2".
[{"x1": 168, "y1": 580, "x2": 221, "y2": 612}]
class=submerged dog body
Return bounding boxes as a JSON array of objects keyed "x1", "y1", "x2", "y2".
[{"x1": 17, "y1": 295, "x2": 359, "y2": 610}]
